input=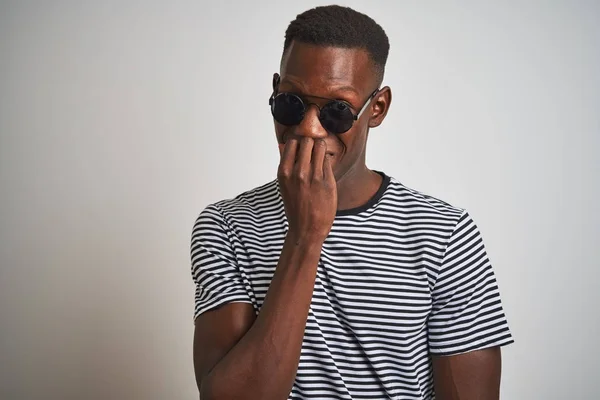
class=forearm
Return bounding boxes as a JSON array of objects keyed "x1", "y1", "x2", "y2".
[{"x1": 200, "y1": 235, "x2": 322, "y2": 400}]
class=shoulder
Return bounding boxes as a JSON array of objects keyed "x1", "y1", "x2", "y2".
[
  {"x1": 196, "y1": 179, "x2": 281, "y2": 226},
  {"x1": 383, "y1": 175, "x2": 466, "y2": 222}
]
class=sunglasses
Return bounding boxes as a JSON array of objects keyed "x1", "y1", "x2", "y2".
[{"x1": 269, "y1": 88, "x2": 379, "y2": 134}]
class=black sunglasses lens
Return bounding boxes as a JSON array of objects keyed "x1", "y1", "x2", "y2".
[
  {"x1": 320, "y1": 101, "x2": 355, "y2": 133},
  {"x1": 271, "y1": 93, "x2": 305, "y2": 126}
]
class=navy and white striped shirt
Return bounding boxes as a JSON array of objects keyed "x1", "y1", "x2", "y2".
[{"x1": 191, "y1": 172, "x2": 513, "y2": 399}]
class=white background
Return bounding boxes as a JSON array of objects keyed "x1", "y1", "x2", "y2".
[{"x1": 1, "y1": 1, "x2": 598, "y2": 399}]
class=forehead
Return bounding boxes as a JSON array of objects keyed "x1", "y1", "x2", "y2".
[{"x1": 280, "y1": 41, "x2": 376, "y2": 98}]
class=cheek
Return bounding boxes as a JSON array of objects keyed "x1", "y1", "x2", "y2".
[
  {"x1": 343, "y1": 126, "x2": 367, "y2": 154},
  {"x1": 275, "y1": 125, "x2": 284, "y2": 155},
  {"x1": 336, "y1": 134, "x2": 353, "y2": 157}
]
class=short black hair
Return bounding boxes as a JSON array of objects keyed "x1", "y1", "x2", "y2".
[{"x1": 283, "y1": 5, "x2": 390, "y2": 84}]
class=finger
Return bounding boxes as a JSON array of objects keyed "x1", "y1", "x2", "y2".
[
  {"x1": 295, "y1": 137, "x2": 314, "y2": 178},
  {"x1": 323, "y1": 153, "x2": 335, "y2": 184},
  {"x1": 278, "y1": 138, "x2": 299, "y2": 177},
  {"x1": 311, "y1": 139, "x2": 327, "y2": 180}
]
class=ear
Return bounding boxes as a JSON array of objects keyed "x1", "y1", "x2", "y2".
[
  {"x1": 368, "y1": 86, "x2": 392, "y2": 128},
  {"x1": 272, "y1": 73, "x2": 280, "y2": 91}
]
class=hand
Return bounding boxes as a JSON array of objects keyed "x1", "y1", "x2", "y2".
[{"x1": 277, "y1": 137, "x2": 337, "y2": 244}]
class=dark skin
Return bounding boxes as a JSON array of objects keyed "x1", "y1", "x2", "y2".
[
  {"x1": 273, "y1": 41, "x2": 389, "y2": 211},
  {"x1": 193, "y1": 41, "x2": 503, "y2": 399}
]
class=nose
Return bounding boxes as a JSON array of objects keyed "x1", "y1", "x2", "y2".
[{"x1": 293, "y1": 103, "x2": 328, "y2": 140}]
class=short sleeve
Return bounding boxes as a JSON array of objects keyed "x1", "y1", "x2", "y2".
[
  {"x1": 191, "y1": 204, "x2": 253, "y2": 321},
  {"x1": 428, "y1": 211, "x2": 514, "y2": 356}
]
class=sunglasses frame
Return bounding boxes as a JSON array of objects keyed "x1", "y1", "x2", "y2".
[{"x1": 269, "y1": 88, "x2": 379, "y2": 134}]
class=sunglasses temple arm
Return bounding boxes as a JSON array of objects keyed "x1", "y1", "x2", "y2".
[{"x1": 355, "y1": 89, "x2": 380, "y2": 120}]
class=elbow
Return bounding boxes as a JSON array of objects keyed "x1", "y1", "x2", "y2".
[
  {"x1": 199, "y1": 380, "x2": 266, "y2": 400},
  {"x1": 198, "y1": 377, "x2": 234, "y2": 400},
  {"x1": 199, "y1": 377, "x2": 215, "y2": 400},
  {"x1": 199, "y1": 373, "x2": 277, "y2": 400}
]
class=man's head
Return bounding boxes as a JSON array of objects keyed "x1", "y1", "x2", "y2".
[
  {"x1": 272, "y1": 5, "x2": 392, "y2": 182},
  {"x1": 283, "y1": 5, "x2": 389, "y2": 87}
]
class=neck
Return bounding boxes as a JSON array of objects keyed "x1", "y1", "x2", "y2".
[{"x1": 336, "y1": 164, "x2": 383, "y2": 212}]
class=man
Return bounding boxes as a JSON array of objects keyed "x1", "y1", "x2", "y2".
[{"x1": 191, "y1": 5, "x2": 513, "y2": 399}]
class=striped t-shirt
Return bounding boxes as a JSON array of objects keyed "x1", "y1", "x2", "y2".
[{"x1": 191, "y1": 172, "x2": 513, "y2": 399}]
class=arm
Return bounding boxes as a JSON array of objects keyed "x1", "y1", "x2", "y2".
[
  {"x1": 432, "y1": 347, "x2": 502, "y2": 400},
  {"x1": 428, "y1": 211, "x2": 513, "y2": 399},
  {"x1": 193, "y1": 137, "x2": 336, "y2": 400},
  {"x1": 195, "y1": 236, "x2": 323, "y2": 400}
]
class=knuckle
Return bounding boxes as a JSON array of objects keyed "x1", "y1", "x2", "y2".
[
  {"x1": 296, "y1": 170, "x2": 309, "y2": 183},
  {"x1": 278, "y1": 166, "x2": 291, "y2": 179}
]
